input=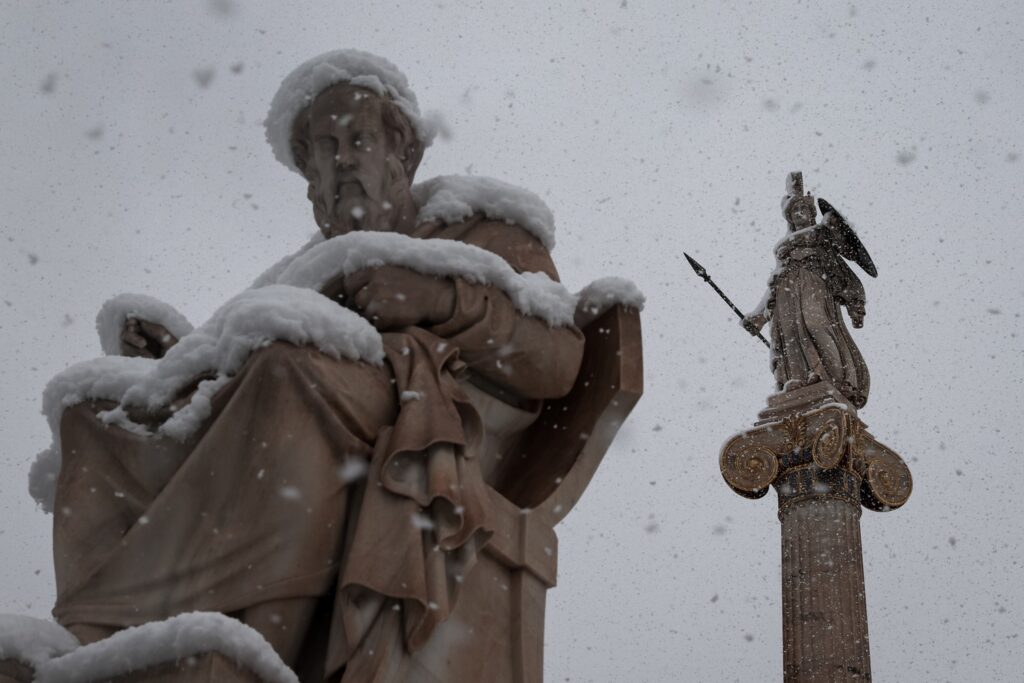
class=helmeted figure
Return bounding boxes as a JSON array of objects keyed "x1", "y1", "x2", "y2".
[
  {"x1": 721, "y1": 173, "x2": 911, "y2": 682},
  {"x1": 743, "y1": 171, "x2": 876, "y2": 408}
]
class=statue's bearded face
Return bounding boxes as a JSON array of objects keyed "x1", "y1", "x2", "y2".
[{"x1": 292, "y1": 84, "x2": 414, "y2": 238}]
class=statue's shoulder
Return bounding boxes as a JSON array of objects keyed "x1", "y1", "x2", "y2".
[{"x1": 412, "y1": 174, "x2": 556, "y2": 254}]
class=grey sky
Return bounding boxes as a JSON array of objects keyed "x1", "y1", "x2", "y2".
[{"x1": 1, "y1": 1, "x2": 1022, "y2": 680}]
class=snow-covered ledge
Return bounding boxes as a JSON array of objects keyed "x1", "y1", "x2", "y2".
[
  {"x1": 575, "y1": 276, "x2": 646, "y2": 327},
  {"x1": 33, "y1": 613, "x2": 297, "y2": 683}
]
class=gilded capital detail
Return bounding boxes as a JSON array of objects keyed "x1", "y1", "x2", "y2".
[{"x1": 720, "y1": 391, "x2": 912, "y2": 513}]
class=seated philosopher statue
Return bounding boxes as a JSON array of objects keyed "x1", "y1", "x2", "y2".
[{"x1": 10, "y1": 51, "x2": 643, "y2": 682}]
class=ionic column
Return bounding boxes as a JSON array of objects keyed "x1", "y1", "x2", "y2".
[{"x1": 720, "y1": 388, "x2": 911, "y2": 682}]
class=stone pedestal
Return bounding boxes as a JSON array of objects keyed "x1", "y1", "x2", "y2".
[{"x1": 720, "y1": 382, "x2": 911, "y2": 682}]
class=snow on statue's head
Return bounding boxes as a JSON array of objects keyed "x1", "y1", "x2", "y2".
[{"x1": 265, "y1": 50, "x2": 439, "y2": 239}]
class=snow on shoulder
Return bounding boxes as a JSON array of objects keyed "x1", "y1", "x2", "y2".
[
  {"x1": 96, "y1": 294, "x2": 193, "y2": 356},
  {"x1": 265, "y1": 49, "x2": 439, "y2": 175},
  {"x1": 575, "y1": 276, "x2": 645, "y2": 327},
  {"x1": 0, "y1": 614, "x2": 79, "y2": 669},
  {"x1": 413, "y1": 175, "x2": 557, "y2": 251},
  {"x1": 268, "y1": 231, "x2": 576, "y2": 326},
  {"x1": 34, "y1": 612, "x2": 297, "y2": 683}
]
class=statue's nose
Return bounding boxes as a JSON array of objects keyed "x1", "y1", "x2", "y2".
[{"x1": 335, "y1": 152, "x2": 358, "y2": 171}]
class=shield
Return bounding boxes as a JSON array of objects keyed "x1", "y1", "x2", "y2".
[{"x1": 818, "y1": 198, "x2": 877, "y2": 277}]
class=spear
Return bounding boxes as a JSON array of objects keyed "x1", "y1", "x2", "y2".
[{"x1": 684, "y1": 252, "x2": 770, "y2": 348}]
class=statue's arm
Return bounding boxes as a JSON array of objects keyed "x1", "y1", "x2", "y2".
[
  {"x1": 430, "y1": 278, "x2": 585, "y2": 400},
  {"x1": 428, "y1": 221, "x2": 584, "y2": 399}
]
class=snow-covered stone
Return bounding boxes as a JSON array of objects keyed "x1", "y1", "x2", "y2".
[
  {"x1": 575, "y1": 276, "x2": 645, "y2": 326},
  {"x1": 0, "y1": 614, "x2": 79, "y2": 669},
  {"x1": 96, "y1": 293, "x2": 193, "y2": 356},
  {"x1": 29, "y1": 285, "x2": 383, "y2": 511},
  {"x1": 265, "y1": 49, "x2": 439, "y2": 175},
  {"x1": 118, "y1": 284, "x2": 384, "y2": 412},
  {"x1": 413, "y1": 175, "x2": 557, "y2": 251},
  {"x1": 33, "y1": 612, "x2": 297, "y2": 683},
  {"x1": 267, "y1": 231, "x2": 576, "y2": 327}
]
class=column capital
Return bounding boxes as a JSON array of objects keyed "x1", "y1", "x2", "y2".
[{"x1": 720, "y1": 382, "x2": 912, "y2": 512}]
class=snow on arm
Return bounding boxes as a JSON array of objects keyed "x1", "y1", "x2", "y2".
[
  {"x1": 269, "y1": 231, "x2": 576, "y2": 327},
  {"x1": 413, "y1": 175, "x2": 556, "y2": 251},
  {"x1": 575, "y1": 276, "x2": 645, "y2": 327},
  {"x1": 30, "y1": 286, "x2": 384, "y2": 511},
  {"x1": 121, "y1": 285, "x2": 384, "y2": 421},
  {"x1": 34, "y1": 612, "x2": 297, "y2": 683},
  {"x1": 96, "y1": 294, "x2": 194, "y2": 356},
  {"x1": 0, "y1": 614, "x2": 79, "y2": 669}
]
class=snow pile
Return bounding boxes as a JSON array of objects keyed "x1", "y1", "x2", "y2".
[
  {"x1": 34, "y1": 612, "x2": 297, "y2": 683},
  {"x1": 268, "y1": 231, "x2": 577, "y2": 327},
  {"x1": 95, "y1": 294, "x2": 194, "y2": 356},
  {"x1": 40, "y1": 357, "x2": 155, "y2": 439},
  {"x1": 575, "y1": 276, "x2": 646, "y2": 326},
  {"x1": 413, "y1": 175, "x2": 557, "y2": 251},
  {"x1": 0, "y1": 614, "x2": 79, "y2": 668},
  {"x1": 29, "y1": 285, "x2": 383, "y2": 511},
  {"x1": 265, "y1": 49, "x2": 439, "y2": 175},
  {"x1": 116, "y1": 284, "x2": 384, "y2": 416}
]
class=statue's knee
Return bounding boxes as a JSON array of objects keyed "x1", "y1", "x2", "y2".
[
  {"x1": 243, "y1": 341, "x2": 321, "y2": 384},
  {"x1": 57, "y1": 401, "x2": 112, "y2": 456}
]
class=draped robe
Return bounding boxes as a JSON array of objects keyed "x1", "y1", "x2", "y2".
[
  {"x1": 765, "y1": 224, "x2": 870, "y2": 408},
  {"x1": 50, "y1": 214, "x2": 585, "y2": 681}
]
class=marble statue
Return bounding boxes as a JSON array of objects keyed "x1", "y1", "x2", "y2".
[
  {"x1": 742, "y1": 171, "x2": 875, "y2": 408},
  {"x1": 0, "y1": 50, "x2": 644, "y2": 683}
]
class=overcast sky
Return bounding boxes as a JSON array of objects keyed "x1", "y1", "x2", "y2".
[{"x1": 1, "y1": 1, "x2": 1022, "y2": 680}]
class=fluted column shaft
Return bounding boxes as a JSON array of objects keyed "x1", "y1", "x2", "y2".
[{"x1": 777, "y1": 466, "x2": 870, "y2": 682}]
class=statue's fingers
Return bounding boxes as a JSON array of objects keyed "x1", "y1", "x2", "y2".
[
  {"x1": 139, "y1": 320, "x2": 176, "y2": 347},
  {"x1": 122, "y1": 329, "x2": 148, "y2": 349},
  {"x1": 121, "y1": 342, "x2": 154, "y2": 359},
  {"x1": 352, "y1": 286, "x2": 372, "y2": 311},
  {"x1": 343, "y1": 269, "x2": 376, "y2": 298}
]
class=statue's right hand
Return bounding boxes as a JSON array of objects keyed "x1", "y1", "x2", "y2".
[
  {"x1": 741, "y1": 313, "x2": 767, "y2": 335},
  {"x1": 120, "y1": 317, "x2": 178, "y2": 359}
]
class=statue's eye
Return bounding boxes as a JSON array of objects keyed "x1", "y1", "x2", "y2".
[{"x1": 353, "y1": 132, "x2": 375, "y2": 148}]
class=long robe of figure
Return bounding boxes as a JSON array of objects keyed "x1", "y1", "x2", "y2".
[{"x1": 767, "y1": 224, "x2": 870, "y2": 407}]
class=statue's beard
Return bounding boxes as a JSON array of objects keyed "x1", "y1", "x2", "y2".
[{"x1": 312, "y1": 158, "x2": 409, "y2": 237}]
